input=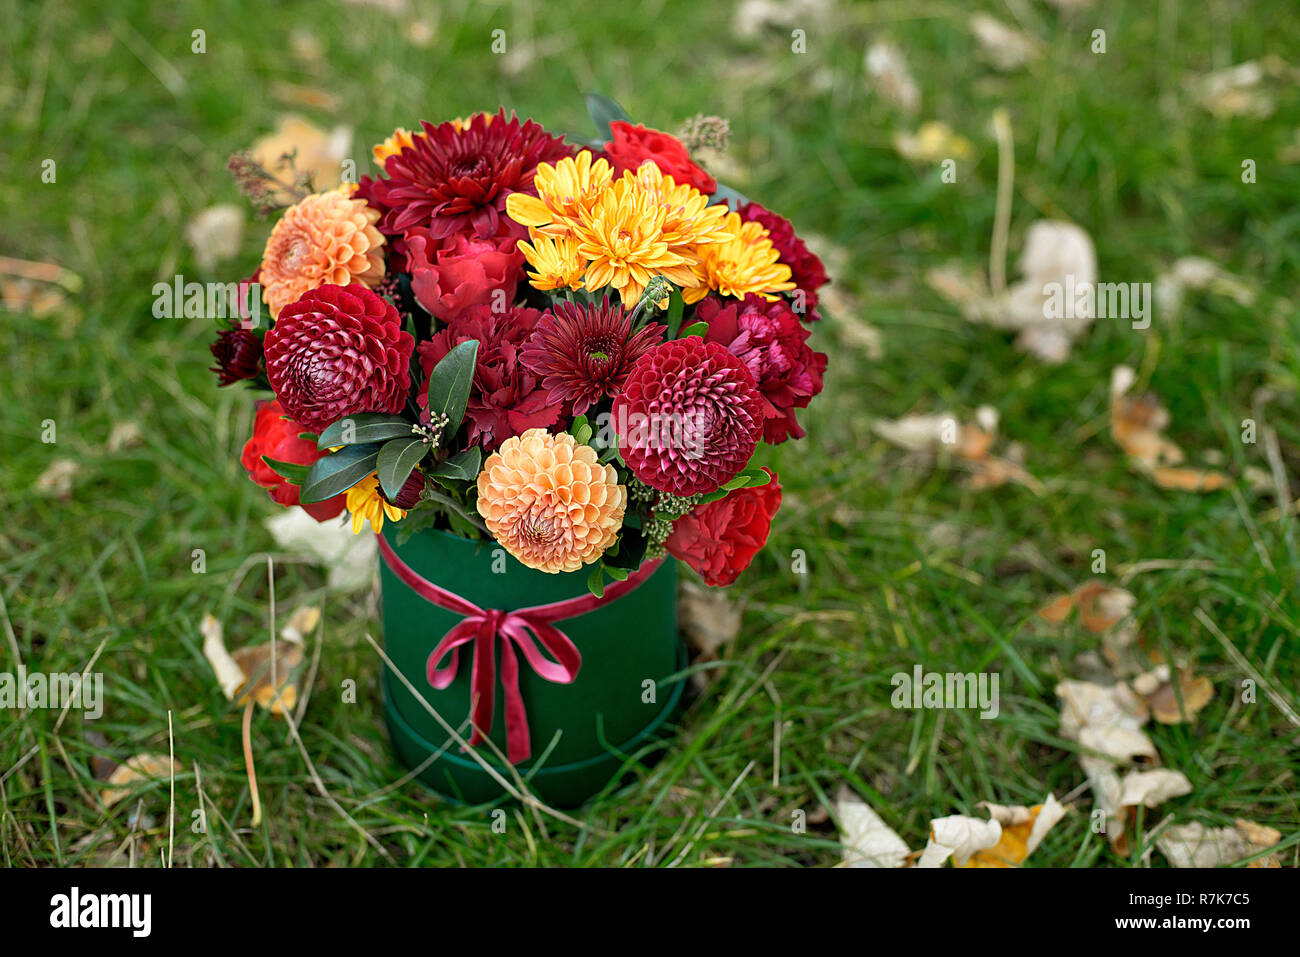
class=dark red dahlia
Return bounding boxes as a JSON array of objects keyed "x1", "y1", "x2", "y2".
[
  {"x1": 521, "y1": 301, "x2": 665, "y2": 415},
  {"x1": 417, "y1": 304, "x2": 556, "y2": 451},
  {"x1": 263, "y1": 283, "x2": 414, "y2": 434},
  {"x1": 695, "y1": 295, "x2": 827, "y2": 444},
  {"x1": 380, "y1": 468, "x2": 425, "y2": 510},
  {"x1": 364, "y1": 109, "x2": 573, "y2": 247},
  {"x1": 737, "y1": 202, "x2": 829, "y2": 321},
  {"x1": 210, "y1": 327, "x2": 264, "y2": 386},
  {"x1": 612, "y1": 336, "x2": 764, "y2": 496}
]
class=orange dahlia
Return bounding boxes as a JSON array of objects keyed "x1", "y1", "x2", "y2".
[
  {"x1": 259, "y1": 191, "x2": 386, "y2": 317},
  {"x1": 476, "y1": 429, "x2": 626, "y2": 573},
  {"x1": 682, "y1": 212, "x2": 795, "y2": 305}
]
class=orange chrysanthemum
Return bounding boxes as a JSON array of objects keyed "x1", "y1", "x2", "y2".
[
  {"x1": 476, "y1": 429, "x2": 626, "y2": 573},
  {"x1": 682, "y1": 213, "x2": 795, "y2": 304},
  {"x1": 372, "y1": 127, "x2": 422, "y2": 166},
  {"x1": 260, "y1": 191, "x2": 386, "y2": 317}
]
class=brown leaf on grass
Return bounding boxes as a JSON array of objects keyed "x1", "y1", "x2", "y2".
[
  {"x1": 248, "y1": 116, "x2": 352, "y2": 204},
  {"x1": 677, "y1": 581, "x2": 740, "y2": 660},
  {"x1": 969, "y1": 14, "x2": 1040, "y2": 71},
  {"x1": 184, "y1": 204, "x2": 245, "y2": 273},
  {"x1": 1110, "y1": 367, "x2": 1229, "y2": 492},
  {"x1": 101, "y1": 754, "x2": 179, "y2": 808},
  {"x1": 34, "y1": 459, "x2": 80, "y2": 499},
  {"x1": 1132, "y1": 665, "x2": 1214, "y2": 724},
  {"x1": 873, "y1": 407, "x2": 1044, "y2": 494},
  {"x1": 0, "y1": 256, "x2": 83, "y2": 317},
  {"x1": 864, "y1": 41, "x2": 920, "y2": 113},
  {"x1": 836, "y1": 786, "x2": 911, "y2": 868},
  {"x1": 892, "y1": 121, "x2": 973, "y2": 164},
  {"x1": 1038, "y1": 581, "x2": 1135, "y2": 633},
  {"x1": 1157, "y1": 819, "x2": 1283, "y2": 868},
  {"x1": 200, "y1": 611, "x2": 306, "y2": 715}
]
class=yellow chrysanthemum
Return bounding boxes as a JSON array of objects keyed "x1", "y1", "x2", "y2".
[
  {"x1": 506, "y1": 150, "x2": 614, "y2": 238},
  {"x1": 346, "y1": 474, "x2": 405, "y2": 535},
  {"x1": 372, "y1": 127, "x2": 422, "y2": 167},
  {"x1": 682, "y1": 213, "x2": 796, "y2": 304},
  {"x1": 518, "y1": 233, "x2": 587, "y2": 291},
  {"x1": 570, "y1": 188, "x2": 696, "y2": 306},
  {"x1": 618, "y1": 162, "x2": 734, "y2": 255},
  {"x1": 476, "y1": 429, "x2": 625, "y2": 573}
]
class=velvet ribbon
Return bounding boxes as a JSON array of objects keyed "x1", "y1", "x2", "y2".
[{"x1": 377, "y1": 534, "x2": 663, "y2": 764}]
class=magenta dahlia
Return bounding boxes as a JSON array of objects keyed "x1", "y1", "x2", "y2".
[
  {"x1": 521, "y1": 301, "x2": 665, "y2": 415},
  {"x1": 612, "y1": 337, "x2": 764, "y2": 496},
  {"x1": 737, "y1": 202, "x2": 829, "y2": 321},
  {"x1": 416, "y1": 304, "x2": 557, "y2": 451},
  {"x1": 263, "y1": 283, "x2": 414, "y2": 434},
  {"x1": 695, "y1": 295, "x2": 827, "y2": 444},
  {"x1": 361, "y1": 109, "x2": 573, "y2": 247}
]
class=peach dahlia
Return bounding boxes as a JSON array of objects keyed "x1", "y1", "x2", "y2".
[
  {"x1": 476, "y1": 429, "x2": 626, "y2": 573},
  {"x1": 259, "y1": 190, "x2": 386, "y2": 317}
]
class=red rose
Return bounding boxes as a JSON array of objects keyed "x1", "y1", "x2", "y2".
[
  {"x1": 263, "y1": 283, "x2": 414, "y2": 434},
  {"x1": 416, "y1": 304, "x2": 558, "y2": 451},
  {"x1": 408, "y1": 230, "x2": 525, "y2": 322},
  {"x1": 240, "y1": 399, "x2": 346, "y2": 521},
  {"x1": 737, "y1": 202, "x2": 828, "y2": 321},
  {"x1": 666, "y1": 470, "x2": 782, "y2": 586},
  {"x1": 696, "y1": 295, "x2": 827, "y2": 444},
  {"x1": 604, "y1": 121, "x2": 717, "y2": 194}
]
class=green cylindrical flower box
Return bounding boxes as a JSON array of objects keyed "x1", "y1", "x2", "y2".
[{"x1": 378, "y1": 524, "x2": 685, "y2": 807}]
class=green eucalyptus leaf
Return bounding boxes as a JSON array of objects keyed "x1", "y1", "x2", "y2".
[
  {"x1": 300, "y1": 443, "x2": 382, "y2": 503},
  {"x1": 425, "y1": 339, "x2": 478, "y2": 438},
  {"x1": 431, "y1": 447, "x2": 482, "y2": 482},
  {"x1": 261, "y1": 456, "x2": 310, "y2": 485},
  {"x1": 585, "y1": 92, "x2": 631, "y2": 142},
  {"x1": 316, "y1": 413, "x2": 414, "y2": 450},
  {"x1": 376, "y1": 436, "x2": 429, "y2": 500}
]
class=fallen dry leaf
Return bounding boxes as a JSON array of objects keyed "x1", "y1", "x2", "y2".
[
  {"x1": 34, "y1": 459, "x2": 80, "y2": 499},
  {"x1": 184, "y1": 204, "x2": 245, "y2": 274},
  {"x1": 873, "y1": 407, "x2": 1043, "y2": 493},
  {"x1": 917, "y1": 814, "x2": 1004, "y2": 867},
  {"x1": 678, "y1": 580, "x2": 741, "y2": 660},
  {"x1": 248, "y1": 116, "x2": 352, "y2": 204},
  {"x1": 1157, "y1": 819, "x2": 1282, "y2": 868},
  {"x1": 101, "y1": 753, "x2": 179, "y2": 808},
  {"x1": 1110, "y1": 366, "x2": 1229, "y2": 492},
  {"x1": 864, "y1": 41, "x2": 920, "y2": 113},
  {"x1": 200, "y1": 613, "x2": 244, "y2": 700},
  {"x1": 892, "y1": 121, "x2": 973, "y2": 164},
  {"x1": 836, "y1": 787, "x2": 911, "y2": 868},
  {"x1": 265, "y1": 507, "x2": 376, "y2": 591},
  {"x1": 969, "y1": 13, "x2": 1040, "y2": 71},
  {"x1": 952, "y1": 794, "x2": 1067, "y2": 867},
  {"x1": 1132, "y1": 664, "x2": 1214, "y2": 724}
]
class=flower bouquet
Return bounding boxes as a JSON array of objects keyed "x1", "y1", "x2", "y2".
[{"x1": 213, "y1": 96, "x2": 828, "y2": 804}]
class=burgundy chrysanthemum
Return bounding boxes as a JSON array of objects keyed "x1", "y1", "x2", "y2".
[
  {"x1": 612, "y1": 336, "x2": 764, "y2": 496},
  {"x1": 695, "y1": 295, "x2": 827, "y2": 444},
  {"x1": 263, "y1": 283, "x2": 414, "y2": 434},
  {"x1": 520, "y1": 301, "x2": 665, "y2": 415},
  {"x1": 417, "y1": 304, "x2": 557, "y2": 451},
  {"x1": 737, "y1": 202, "x2": 829, "y2": 321},
  {"x1": 362, "y1": 109, "x2": 573, "y2": 248},
  {"x1": 210, "y1": 327, "x2": 264, "y2": 386}
]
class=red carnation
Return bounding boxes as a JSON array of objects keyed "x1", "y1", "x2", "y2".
[
  {"x1": 407, "y1": 230, "x2": 525, "y2": 322},
  {"x1": 737, "y1": 202, "x2": 828, "y2": 321},
  {"x1": 521, "y1": 300, "x2": 665, "y2": 415},
  {"x1": 263, "y1": 283, "x2": 414, "y2": 434},
  {"x1": 240, "y1": 399, "x2": 346, "y2": 521},
  {"x1": 417, "y1": 304, "x2": 557, "y2": 451},
  {"x1": 612, "y1": 336, "x2": 763, "y2": 496},
  {"x1": 210, "y1": 327, "x2": 264, "y2": 386},
  {"x1": 695, "y1": 295, "x2": 827, "y2": 443},
  {"x1": 604, "y1": 121, "x2": 717, "y2": 195},
  {"x1": 364, "y1": 109, "x2": 573, "y2": 247},
  {"x1": 666, "y1": 469, "x2": 782, "y2": 586}
]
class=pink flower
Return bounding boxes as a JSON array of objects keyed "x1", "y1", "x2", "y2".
[
  {"x1": 408, "y1": 230, "x2": 525, "y2": 322},
  {"x1": 695, "y1": 295, "x2": 827, "y2": 444},
  {"x1": 417, "y1": 304, "x2": 558, "y2": 450}
]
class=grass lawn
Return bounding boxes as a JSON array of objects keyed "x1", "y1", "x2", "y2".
[{"x1": 2, "y1": 0, "x2": 1298, "y2": 867}]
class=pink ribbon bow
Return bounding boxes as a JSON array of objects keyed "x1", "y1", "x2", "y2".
[{"x1": 377, "y1": 534, "x2": 663, "y2": 764}]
